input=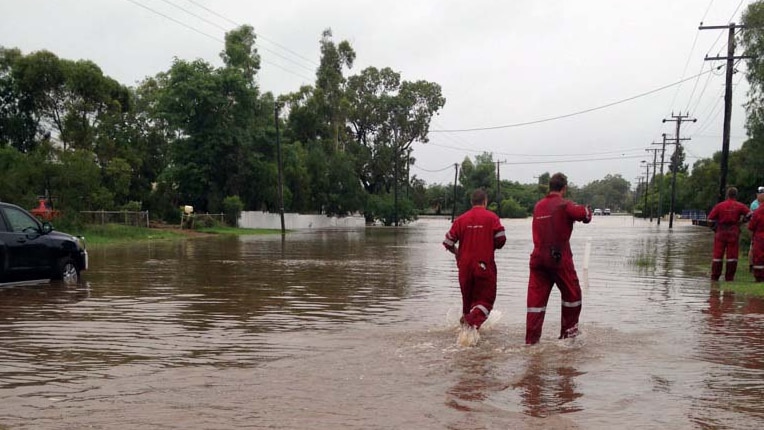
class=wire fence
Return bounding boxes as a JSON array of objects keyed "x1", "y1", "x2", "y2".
[
  {"x1": 80, "y1": 210, "x2": 150, "y2": 227},
  {"x1": 180, "y1": 213, "x2": 226, "y2": 229}
]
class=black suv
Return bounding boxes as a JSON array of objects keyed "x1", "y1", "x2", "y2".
[{"x1": 0, "y1": 202, "x2": 88, "y2": 286}]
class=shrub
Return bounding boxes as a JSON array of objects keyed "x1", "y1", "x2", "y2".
[{"x1": 222, "y1": 195, "x2": 244, "y2": 227}]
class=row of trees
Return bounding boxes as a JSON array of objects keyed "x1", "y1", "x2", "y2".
[
  {"x1": 3, "y1": 1, "x2": 764, "y2": 225},
  {"x1": 0, "y1": 27, "x2": 444, "y2": 225}
]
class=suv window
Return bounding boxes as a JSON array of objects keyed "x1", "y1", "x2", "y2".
[{"x1": 2, "y1": 206, "x2": 39, "y2": 232}]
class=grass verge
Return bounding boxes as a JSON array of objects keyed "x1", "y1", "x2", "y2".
[
  {"x1": 196, "y1": 226, "x2": 284, "y2": 235},
  {"x1": 54, "y1": 222, "x2": 283, "y2": 246},
  {"x1": 69, "y1": 224, "x2": 187, "y2": 245},
  {"x1": 717, "y1": 269, "x2": 764, "y2": 296}
]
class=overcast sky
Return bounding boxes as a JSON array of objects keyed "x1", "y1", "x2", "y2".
[{"x1": 0, "y1": 0, "x2": 754, "y2": 189}]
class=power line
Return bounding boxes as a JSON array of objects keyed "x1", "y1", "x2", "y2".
[
  {"x1": 730, "y1": 0, "x2": 747, "y2": 22},
  {"x1": 500, "y1": 154, "x2": 647, "y2": 166},
  {"x1": 182, "y1": 0, "x2": 319, "y2": 67},
  {"x1": 691, "y1": 72, "x2": 745, "y2": 136},
  {"x1": 125, "y1": 0, "x2": 221, "y2": 44},
  {"x1": 156, "y1": 0, "x2": 316, "y2": 73},
  {"x1": 688, "y1": 64, "x2": 720, "y2": 115},
  {"x1": 431, "y1": 69, "x2": 713, "y2": 133},
  {"x1": 123, "y1": 0, "x2": 315, "y2": 82},
  {"x1": 426, "y1": 140, "x2": 647, "y2": 158},
  {"x1": 670, "y1": 0, "x2": 715, "y2": 112},
  {"x1": 412, "y1": 163, "x2": 455, "y2": 173}
]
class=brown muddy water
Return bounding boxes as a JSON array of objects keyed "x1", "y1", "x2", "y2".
[{"x1": 1, "y1": 216, "x2": 763, "y2": 429}]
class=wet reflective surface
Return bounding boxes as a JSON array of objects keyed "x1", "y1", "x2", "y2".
[{"x1": 1, "y1": 217, "x2": 763, "y2": 429}]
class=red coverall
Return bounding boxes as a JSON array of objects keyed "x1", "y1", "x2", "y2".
[
  {"x1": 747, "y1": 207, "x2": 764, "y2": 282},
  {"x1": 443, "y1": 206, "x2": 506, "y2": 329},
  {"x1": 707, "y1": 198, "x2": 751, "y2": 281},
  {"x1": 526, "y1": 193, "x2": 591, "y2": 345}
]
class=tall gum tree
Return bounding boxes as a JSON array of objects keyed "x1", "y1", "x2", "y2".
[{"x1": 346, "y1": 66, "x2": 445, "y2": 197}]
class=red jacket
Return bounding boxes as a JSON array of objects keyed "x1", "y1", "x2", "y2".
[
  {"x1": 708, "y1": 198, "x2": 751, "y2": 239},
  {"x1": 748, "y1": 206, "x2": 764, "y2": 242},
  {"x1": 443, "y1": 206, "x2": 506, "y2": 270},
  {"x1": 530, "y1": 193, "x2": 591, "y2": 267}
]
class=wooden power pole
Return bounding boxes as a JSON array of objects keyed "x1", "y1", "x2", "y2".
[
  {"x1": 662, "y1": 113, "x2": 696, "y2": 229},
  {"x1": 700, "y1": 23, "x2": 752, "y2": 202}
]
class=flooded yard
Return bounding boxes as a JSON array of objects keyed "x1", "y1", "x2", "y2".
[{"x1": 1, "y1": 216, "x2": 763, "y2": 429}]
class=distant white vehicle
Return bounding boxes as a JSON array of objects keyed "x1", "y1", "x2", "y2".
[{"x1": 593, "y1": 208, "x2": 603, "y2": 216}]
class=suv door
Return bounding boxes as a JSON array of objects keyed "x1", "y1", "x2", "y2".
[{"x1": 0, "y1": 206, "x2": 51, "y2": 282}]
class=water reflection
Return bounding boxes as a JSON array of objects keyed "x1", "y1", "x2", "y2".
[
  {"x1": 2, "y1": 218, "x2": 764, "y2": 429},
  {"x1": 511, "y1": 349, "x2": 584, "y2": 418},
  {"x1": 692, "y1": 287, "x2": 764, "y2": 427},
  {"x1": 446, "y1": 349, "x2": 511, "y2": 410}
]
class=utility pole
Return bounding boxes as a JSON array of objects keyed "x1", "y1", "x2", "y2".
[
  {"x1": 495, "y1": 160, "x2": 506, "y2": 206},
  {"x1": 451, "y1": 163, "x2": 459, "y2": 223},
  {"x1": 275, "y1": 102, "x2": 285, "y2": 235},
  {"x1": 646, "y1": 148, "x2": 660, "y2": 222},
  {"x1": 642, "y1": 160, "x2": 651, "y2": 219},
  {"x1": 406, "y1": 148, "x2": 412, "y2": 199},
  {"x1": 394, "y1": 145, "x2": 399, "y2": 227},
  {"x1": 653, "y1": 134, "x2": 690, "y2": 226},
  {"x1": 700, "y1": 23, "x2": 752, "y2": 202},
  {"x1": 652, "y1": 135, "x2": 668, "y2": 226},
  {"x1": 663, "y1": 113, "x2": 696, "y2": 229}
]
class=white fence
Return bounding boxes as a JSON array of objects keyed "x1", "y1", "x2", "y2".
[{"x1": 238, "y1": 212, "x2": 365, "y2": 230}]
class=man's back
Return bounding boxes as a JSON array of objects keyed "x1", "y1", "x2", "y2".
[{"x1": 449, "y1": 207, "x2": 504, "y2": 267}]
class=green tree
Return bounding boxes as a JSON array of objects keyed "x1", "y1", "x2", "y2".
[
  {"x1": 457, "y1": 153, "x2": 496, "y2": 213},
  {"x1": 346, "y1": 66, "x2": 445, "y2": 222},
  {"x1": 500, "y1": 197, "x2": 527, "y2": 218},
  {"x1": 315, "y1": 29, "x2": 355, "y2": 150},
  {"x1": 0, "y1": 47, "x2": 38, "y2": 152},
  {"x1": 148, "y1": 25, "x2": 266, "y2": 212}
]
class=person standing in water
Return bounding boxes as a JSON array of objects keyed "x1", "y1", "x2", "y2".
[
  {"x1": 707, "y1": 186, "x2": 752, "y2": 281},
  {"x1": 748, "y1": 191, "x2": 764, "y2": 281},
  {"x1": 442, "y1": 189, "x2": 506, "y2": 344},
  {"x1": 525, "y1": 173, "x2": 592, "y2": 345}
]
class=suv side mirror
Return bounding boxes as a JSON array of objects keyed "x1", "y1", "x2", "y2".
[{"x1": 41, "y1": 222, "x2": 53, "y2": 234}]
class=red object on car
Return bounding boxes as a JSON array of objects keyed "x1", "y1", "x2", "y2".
[{"x1": 30, "y1": 199, "x2": 60, "y2": 221}]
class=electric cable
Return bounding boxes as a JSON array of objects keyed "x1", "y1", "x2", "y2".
[
  {"x1": 123, "y1": 0, "x2": 315, "y2": 82},
  {"x1": 670, "y1": 0, "x2": 715, "y2": 113},
  {"x1": 182, "y1": 0, "x2": 319, "y2": 67},
  {"x1": 157, "y1": 0, "x2": 316, "y2": 74},
  {"x1": 430, "y1": 69, "x2": 713, "y2": 133},
  {"x1": 411, "y1": 163, "x2": 455, "y2": 173}
]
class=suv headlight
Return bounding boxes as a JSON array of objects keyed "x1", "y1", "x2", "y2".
[{"x1": 73, "y1": 235, "x2": 86, "y2": 250}]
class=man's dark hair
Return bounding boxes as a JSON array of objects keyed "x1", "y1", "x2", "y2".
[
  {"x1": 727, "y1": 186, "x2": 738, "y2": 199},
  {"x1": 471, "y1": 189, "x2": 488, "y2": 205},
  {"x1": 549, "y1": 173, "x2": 568, "y2": 192}
]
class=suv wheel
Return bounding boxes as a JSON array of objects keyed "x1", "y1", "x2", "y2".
[{"x1": 55, "y1": 258, "x2": 80, "y2": 285}]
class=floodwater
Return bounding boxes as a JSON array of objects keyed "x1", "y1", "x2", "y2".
[{"x1": 1, "y1": 216, "x2": 763, "y2": 429}]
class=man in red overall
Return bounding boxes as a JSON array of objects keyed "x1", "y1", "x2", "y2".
[
  {"x1": 443, "y1": 189, "x2": 506, "y2": 330},
  {"x1": 747, "y1": 192, "x2": 764, "y2": 282},
  {"x1": 526, "y1": 173, "x2": 591, "y2": 345},
  {"x1": 707, "y1": 187, "x2": 752, "y2": 281}
]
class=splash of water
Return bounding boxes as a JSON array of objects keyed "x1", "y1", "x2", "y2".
[{"x1": 457, "y1": 325, "x2": 480, "y2": 347}]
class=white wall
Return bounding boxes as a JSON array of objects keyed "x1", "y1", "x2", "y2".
[{"x1": 238, "y1": 212, "x2": 365, "y2": 230}]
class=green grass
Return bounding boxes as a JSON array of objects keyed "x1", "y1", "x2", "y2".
[
  {"x1": 66, "y1": 224, "x2": 186, "y2": 245},
  {"x1": 60, "y1": 224, "x2": 284, "y2": 245},
  {"x1": 196, "y1": 226, "x2": 284, "y2": 235},
  {"x1": 719, "y1": 269, "x2": 764, "y2": 296},
  {"x1": 628, "y1": 253, "x2": 657, "y2": 269}
]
